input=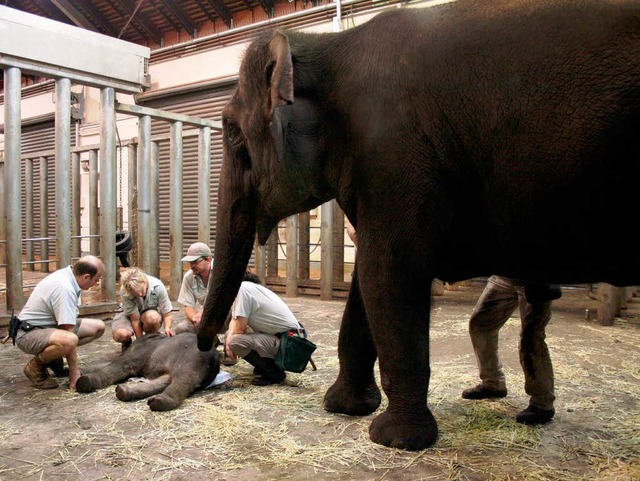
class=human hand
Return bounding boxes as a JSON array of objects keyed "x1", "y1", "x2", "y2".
[
  {"x1": 224, "y1": 341, "x2": 237, "y2": 361},
  {"x1": 165, "y1": 327, "x2": 175, "y2": 337}
]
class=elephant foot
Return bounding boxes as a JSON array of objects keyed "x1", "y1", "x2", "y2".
[
  {"x1": 323, "y1": 375, "x2": 381, "y2": 416},
  {"x1": 75, "y1": 375, "x2": 96, "y2": 393},
  {"x1": 115, "y1": 384, "x2": 133, "y2": 402},
  {"x1": 369, "y1": 408, "x2": 438, "y2": 450},
  {"x1": 148, "y1": 394, "x2": 180, "y2": 411}
]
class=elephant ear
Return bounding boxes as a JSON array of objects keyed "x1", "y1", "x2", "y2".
[{"x1": 267, "y1": 31, "x2": 294, "y2": 118}]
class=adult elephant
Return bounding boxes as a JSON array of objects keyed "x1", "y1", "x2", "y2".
[{"x1": 198, "y1": 0, "x2": 640, "y2": 450}]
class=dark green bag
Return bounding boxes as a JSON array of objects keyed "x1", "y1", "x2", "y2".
[{"x1": 275, "y1": 331, "x2": 317, "y2": 373}]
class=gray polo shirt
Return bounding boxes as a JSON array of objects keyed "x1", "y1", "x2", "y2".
[
  {"x1": 18, "y1": 266, "x2": 80, "y2": 328},
  {"x1": 231, "y1": 281, "x2": 301, "y2": 335},
  {"x1": 177, "y1": 260, "x2": 213, "y2": 309},
  {"x1": 122, "y1": 274, "x2": 172, "y2": 316}
]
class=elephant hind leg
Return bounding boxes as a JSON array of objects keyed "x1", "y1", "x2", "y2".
[
  {"x1": 116, "y1": 374, "x2": 171, "y2": 402},
  {"x1": 147, "y1": 375, "x2": 199, "y2": 412}
]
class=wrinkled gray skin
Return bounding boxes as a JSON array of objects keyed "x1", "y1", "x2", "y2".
[
  {"x1": 77, "y1": 333, "x2": 219, "y2": 411},
  {"x1": 198, "y1": 0, "x2": 640, "y2": 450}
]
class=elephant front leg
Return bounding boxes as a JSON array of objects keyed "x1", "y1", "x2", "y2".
[
  {"x1": 116, "y1": 374, "x2": 171, "y2": 402},
  {"x1": 362, "y1": 267, "x2": 438, "y2": 450},
  {"x1": 324, "y1": 267, "x2": 381, "y2": 416}
]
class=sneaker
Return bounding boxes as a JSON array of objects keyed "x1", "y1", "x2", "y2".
[
  {"x1": 24, "y1": 356, "x2": 59, "y2": 389},
  {"x1": 515, "y1": 405, "x2": 555, "y2": 425},
  {"x1": 46, "y1": 358, "x2": 69, "y2": 377},
  {"x1": 462, "y1": 384, "x2": 507, "y2": 400}
]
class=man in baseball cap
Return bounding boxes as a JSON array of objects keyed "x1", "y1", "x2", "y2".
[
  {"x1": 175, "y1": 242, "x2": 237, "y2": 366},
  {"x1": 180, "y1": 242, "x2": 212, "y2": 263}
]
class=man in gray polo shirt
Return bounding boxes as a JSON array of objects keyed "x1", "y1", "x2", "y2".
[
  {"x1": 16, "y1": 255, "x2": 106, "y2": 390},
  {"x1": 175, "y1": 242, "x2": 213, "y2": 334}
]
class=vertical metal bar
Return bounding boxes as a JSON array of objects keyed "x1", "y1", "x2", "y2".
[
  {"x1": 169, "y1": 121, "x2": 183, "y2": 300},
  {"x1": 198, "y1": 126, "x2": 211, "y2": 243},
  {"x1": 39, "y1": 156, "x2": 50, "y2": 272},
  {"x1": 0, "y1": 159, "x2": 5, "y2": 268},
  {"x1": 286, "y1": 214, "x2": 298, "y2": 297},
  {"x1": 4, "y1": 67, "x2": 24, "y2": 310},
  {"x1": 149, "y1": 141, "x2": 160, "y2": 278},
  {"x1": 127, "y1": 144, "x2": 138, "y2": 265},
  {"x1": 137, "y1": 115, "x2": 151, "y2": 272},
  {"x1": 100, "y1": 87, "x2": 117, "y2": 300},
  {"x1": 89, "y1": 149, "x2": 99, "y2": 255},
  {"x1": 25, "y1": 158, "x2": 35, "y2": 271},
  {"x1": 320, "y1": 200, "x2": 334, "y2": 300},
  {"x1": 55, "y1": 77, "x2": 72, "y2": 269},
  {"x1": 71, "y1": 152, "x2": 81, "y2": 259}
]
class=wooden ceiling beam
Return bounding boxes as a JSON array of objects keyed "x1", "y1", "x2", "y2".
[
  {"x1": 205, "y1": 0, "x2": 233, "y2": 28},
  {"x1": 255, "y1": 0, "x2": 275, "y2": 18},
  {"x1": 76, "y1": 2, "x2": 121, "y2": 37},
  {"x1": 50, "y1": 0, "x2": 100, "y2": 32},
  {"x1": 157, "y1": 0, "x2": 197, "y2": 37},
  {"x1": 115, "y1": 0, "x2": 164, "y2": 45}
]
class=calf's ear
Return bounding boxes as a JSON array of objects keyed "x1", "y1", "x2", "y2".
[{"x1": 267, "y1": 31, "x2": 294, "y2": 117}]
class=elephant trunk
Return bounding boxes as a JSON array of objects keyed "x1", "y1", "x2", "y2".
[{"x1": 197, "y1": 188, "x2": 256, "y2": 352}]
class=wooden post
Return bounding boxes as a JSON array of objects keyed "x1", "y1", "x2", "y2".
[
  {"x1": 597, "y1": 283, "x2": 622, "y2": 326},
  {"x1": 266, "y1": 229, "x2": 278, "y2": 277},
  {"x1": 298, "y1": 211, "x2": 310, "y2": 280},
  {"x1": 285, "y1": 214, "x2": 298, "y2": 297}
]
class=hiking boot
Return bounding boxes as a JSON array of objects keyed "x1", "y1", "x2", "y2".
[
  {"x1": 46, "y1": 358, "x2": 69, "y2": 377},
  {"x1": 462, "y1": 384, "x2": 507, "y2": 400},
  {"x1": 24, "y1": 356, "x2": 59, "y2": 389},
  {"x1": 244, "y1": 351, "x2": 286, "y2": 386},
  {"x1": 515, "y1": 405, "x2": 555, "y2": 425}
]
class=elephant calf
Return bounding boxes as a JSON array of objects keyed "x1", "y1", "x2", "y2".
[{"x1": 76, "y1": 332, "x2": 220, "y2": 411}]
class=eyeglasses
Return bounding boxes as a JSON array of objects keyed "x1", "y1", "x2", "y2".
[{"x1": 189, "y1": 257, "x2": 206, "y2": 267}]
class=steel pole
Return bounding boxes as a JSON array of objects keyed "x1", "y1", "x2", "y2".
[
  {"x1": 137, "y1": 115, "x2": 151, "y2": 272},
  {"x1": 169, "y1": 121, "x2": 183, "y2": 300},
  {"x1": 100, "y1": 87, "x2": 117, "y2": 300},
  {"x1": 4, "y1": 67, "x2": 24, "y2": 309},
  {"x1": 55, "y1": 77, "x2": 72, "y2": 269},
  {"x1": 198, "y1": 126, "x2": 211, "y2": 243}
]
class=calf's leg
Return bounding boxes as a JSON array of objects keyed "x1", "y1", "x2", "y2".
[{"x1": 116, "y1": 374, "x2": 171, "y2": 401}]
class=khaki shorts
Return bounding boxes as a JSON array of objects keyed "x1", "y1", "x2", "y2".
[
  {"x1": 111, "y1": 310, "x2": 162, "y2": 334},
  {"x1": 15, "y1": 320, "x2": 83, "y2": 355}
]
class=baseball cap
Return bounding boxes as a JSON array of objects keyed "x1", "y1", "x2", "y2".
[{"x1": 181, "y1": 242, "x2": 212, "y2": 262}]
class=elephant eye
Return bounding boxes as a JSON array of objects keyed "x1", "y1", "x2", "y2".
[{"x1": 225, "y1": 120, "x2": 245, "y2": 148}]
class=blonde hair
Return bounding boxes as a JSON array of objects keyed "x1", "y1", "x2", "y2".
[{"x1": 120, "y1": 268, "x2": 148, "y2": 297}]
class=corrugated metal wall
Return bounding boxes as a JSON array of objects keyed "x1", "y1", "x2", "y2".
[
  {"x1": 140, "y1": 83, "x2": 236, "y2": 260},
  {"x1": 19, "y1": 120, "x2": 77, "y2": 257}
]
